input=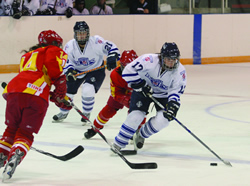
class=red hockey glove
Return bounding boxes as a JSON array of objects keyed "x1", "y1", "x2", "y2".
[
  {"x1": 118, "y1": 95, "x2": 131, "y2": 108},
  {"x1": 52, "y1": 75, "x2": 67, "y2": 101},
  {"x1": 50, "y1": 92, "x2": 72, "y2": 110}
]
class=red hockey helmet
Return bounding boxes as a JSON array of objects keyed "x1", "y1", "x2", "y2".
[
  {"x1": 38, "y1": 30, "x2": 63, "y2": 47},
  {"x1": 120, "y1": 50, "x2": 138, "y2": 68}
]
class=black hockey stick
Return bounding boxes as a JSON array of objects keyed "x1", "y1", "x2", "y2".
[
  {"x1": 31, "y1": 145, "x2": 84, "y2": 161},
  {"x1": 148, "y1": 94, "x2": 232, "y2": 167},
  {"x1": 67, "y1": 99, "x2": 157, "y2": 169}
]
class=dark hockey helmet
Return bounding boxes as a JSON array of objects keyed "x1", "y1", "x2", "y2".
[
  {"x1": 120, "y1": 50, "x2": 138, "y2": 70},
  {"x1": 38, "y1": 30, "x2": 63, "y2": 47},
  {"x1": 73, "y1": 21, "x2": 90, "y2": 45},
  {"x1": 160, "y1": 42, "x2": 180, "y2": 71}
]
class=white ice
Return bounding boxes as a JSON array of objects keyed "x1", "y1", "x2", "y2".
[{"x1": 0, "y1": 63, "x2": 250, "y2": 186}]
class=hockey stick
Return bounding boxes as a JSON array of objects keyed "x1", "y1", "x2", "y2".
[
  {"x1": 66, "y1": 99, "x2": 157, "y2": 169},
  {"x1": 148, "y1": 94, "x2": 232, "y2": 167},
  {"x1": 31, "y1": 145, "x2": 84, "y2": 161},
  {"x1": 74, "y1": 65, "x2": 107, "y2": 77}
]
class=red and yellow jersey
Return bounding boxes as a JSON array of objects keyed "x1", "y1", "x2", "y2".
[
  {"x1": 110, "y1": 66, "x2": 132, "y2": 102},
  {"x1": 2, "y1": 45, "x2": 67, "y2": 102}
]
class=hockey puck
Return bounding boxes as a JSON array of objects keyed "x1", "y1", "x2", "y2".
[
  {"x1": 210, "y1": 163, "x2": 217, "y2": 166},
  {"x1": 1, "y1": 82, "x2": 7, "y2": 89}
]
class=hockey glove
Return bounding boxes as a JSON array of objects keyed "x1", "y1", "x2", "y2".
[
  {"x1": 52, "y1": 75, "x2": 67, "y2": 101},
  {"x1": 65, "y1": 68, "x2": 77, "y2": 81},
  {"x1": 107, "y1": 53, "x2": 118, "y2": 71},
  {"x1": 42, "y1": 8, "x2": 56, "y2": 15},
  {"x1": 118, "y1": 95, "x2": 131, "y2": 108},
  {"x1": 22, "y1": 7, "x2": 30, "y2": 16},
  {"x1": 131, "y1": 80, "x2": 153, "y2": 97},
  {"x1": 163, "y1": 101, "x2": 180, "y2": 121},
  {"x1": 65, "y1": 7, "x2": 73, "y2": 18},
  {"x1": 50, "y1": 92, "x2": 72, "y2": 110}
]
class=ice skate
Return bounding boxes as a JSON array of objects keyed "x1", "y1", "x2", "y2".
[
  {"x1": 0, "y1": 153, "x2": 7, "y2": 169},
  {"x1": 110, "y1": 143, "x2": 121, "y2": 156},
  {"x1": 52, "y1": 112, "x2": 68, "y2": 122},
  {"x1": 2, "y1": 149, "x2": 24, "y2": 182},
  {"x1": 133, "y1": 129, "x2": 145, "y2": 150},
  {"x1": 84, "y1": 128, "x2": 97, "y2": 139},
  {"x1": 81, "y1": 113, "x2": 90, "y2": 126}
]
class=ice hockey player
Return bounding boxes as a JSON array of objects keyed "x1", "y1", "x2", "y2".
[
  {"x1": 111, "y1": 42, "x2": 187, "y2": 151},
  {"x1": 0, "y1": 30, "x2": 68, "y2": 181},
  {"x1": 52, "y1": 21, "x2": 120, "y2": 125},
  {"x1": 84, "y1": 50, "x2": 146, "y2": 139}
]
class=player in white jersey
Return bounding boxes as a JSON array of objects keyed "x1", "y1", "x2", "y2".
[
  {"x1": 111, "y1": 42, "x2": 187, "y2": 151},
  {"x1": 73, "y1": 0, "x2": 89, "y2": 15},
  {"x1": 36, "y1": 0, "x2": 56, "y2": 15},
  {"x1": 21, "y1": 0, "x2": 40, "y2": 16},
  {"x1": 53, "y1": 21, "x2": 120, "y2": 125},
  {"x1": 54, "y1": 0, "x2": 73, "y2": 17},
  {"x1": 0, "y1": 0, "x2": 22, "y2": 18}
]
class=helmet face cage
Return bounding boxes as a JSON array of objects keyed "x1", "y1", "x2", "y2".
[
  {"x1": 38, "y1": 30, "x2": 63, "y2": 47},
  {"x1": 120, "y1": 50, "x2": 138, "y2": 71},
  {"x1": 74, "y1": 21, "x2": 90, "y2": 45},
  {"x1": 160, "y1": 42, "x2": 180, "y2": 71}
]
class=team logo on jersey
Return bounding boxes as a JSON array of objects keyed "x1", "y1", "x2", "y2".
[
  {"x1": 180, "y1": 70, "x2": 186, "y2": 81},
  {"x1": 136, "y1": 101, "x2": 143, "y2": 108},
  {"x1": 27, "y1": 83, "x2": 42, "y2": 92},
  {"x1": 95, "y1": 38, "x2": 103, "y2": 44},
  {"x1": 75, "y1": 57, "x2": 95, "y2": 66},
  {"x1": 142, "y1": 55, "x2": 153, "y2": 63},
  {"x1": 145, "y1": 73, "x2": 168, "y2": 90},
  {"x1": 90, "y1": 77, "x2": 96, "y2": 82}
]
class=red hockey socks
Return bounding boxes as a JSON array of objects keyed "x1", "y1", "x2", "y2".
[
  {"x1": 93, "y1": 104, "x2": 117, "y2": 129},
  {"x1": 8, "y1": 128, "x2": 34, "y2": 164}
]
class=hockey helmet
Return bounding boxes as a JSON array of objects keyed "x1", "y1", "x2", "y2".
[
  {"x1": 73, "y1": 21, "x2": 90, "y2": 45},
  {"x1": 38, "y1": 30, "x2": 63, "y2": 47},
  {"x1": 120, "y1": 50, "x2": 138, "y2": 69},
  {"x1": 160, "y1": 42, "x2": 180, "y2": 71}
]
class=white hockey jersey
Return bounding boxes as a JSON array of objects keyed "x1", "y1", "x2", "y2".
[
  {"x1": 122, "y1": 53, "x2": 187, "y2": 103},
  {"x1": 54, "y1": 0, "x2": 72, "y2": 15},
  {"x1": 39, "y1": 0, "x2": 55, "y2": 11},
  {"x1": 22, "y1": 0, "x2": 40, "y2": 15},
  {"x1": 0, "y1": 0, "x2": 21, "y2": 15},
  {"x1": 63, "y1": 35, "x2": 120, "y2": 79}
]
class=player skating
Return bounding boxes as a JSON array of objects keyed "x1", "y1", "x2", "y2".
[
  {"x1": 0, "y1": 30, "x2": 68, "y2": 181},
  {"x1": 52, "y1": 21, "x2": 120, "y2": 125},
  {"x1": 84, "y1": 50, "x2": 146, "y2": 139},
  {"x1": 111, "y1": 42, "x2": 187, "y2": 151}
]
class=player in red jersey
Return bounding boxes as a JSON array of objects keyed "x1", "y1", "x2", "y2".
[
  {"x1": 84, "y1": 50, "x2": 146, "y2": 139},
  {"x1": 0, "y1": 30, "x2": 68, "y2": 181}
]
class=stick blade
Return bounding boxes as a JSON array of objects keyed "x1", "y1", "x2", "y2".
[
  {"x1": 120, "y1": 150, "x2": 137, "y2": 156},
  {"x1": 59, "y1": 145, "x2": 84, "y2": 161},
  {"x1": 128, "y1": 162, "x2": 158, "y2": 169}
]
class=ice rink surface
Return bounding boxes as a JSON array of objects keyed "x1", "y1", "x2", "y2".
[{"x1": 0, "y1": 63, "x2": 250, "y2": 186}]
